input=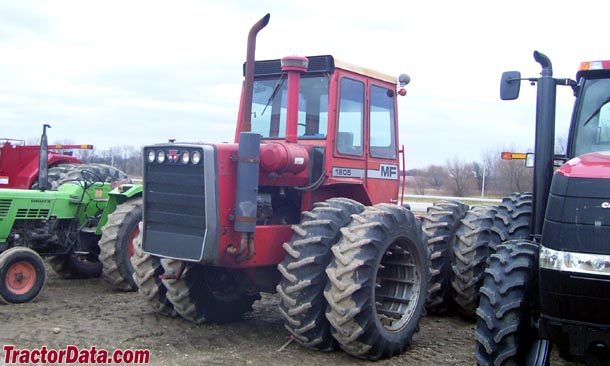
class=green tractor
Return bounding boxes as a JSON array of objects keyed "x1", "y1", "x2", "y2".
[{"x1": 0, "y1": 125, "x2": 142, "y2": 304}]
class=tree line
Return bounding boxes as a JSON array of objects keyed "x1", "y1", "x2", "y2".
[
  {"x1": 61, "y1": 142, "x2": 549, "y2": 198},
  {"x1": 406, "y1": 147, "x2": 533, "y2": 198}
]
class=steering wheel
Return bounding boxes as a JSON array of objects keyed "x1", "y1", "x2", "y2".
[{"x1": 80, "y1": 169, "x2": 106, "y2": 185}]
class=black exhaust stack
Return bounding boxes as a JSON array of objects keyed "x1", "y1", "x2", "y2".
[
  {"x1": 37, "y1": 124, "x2": 51, "y2": 191},
  {"x1": 241, "y1": 13, "x2": 270, "y2": 134},
  {"x1": 531, "y1": 51, "x2": 556, "y2": 238}
]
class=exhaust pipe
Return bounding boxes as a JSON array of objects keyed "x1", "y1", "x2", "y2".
[
  {"x1": 37, "y1": 124, "x2": 51, "y2": 191},
  {"x1": 240, "y1": 13, "x2": 270, "y2": 134},
  {"x1": 531, "y1": 51, "x2": 556, "y2": 238}
]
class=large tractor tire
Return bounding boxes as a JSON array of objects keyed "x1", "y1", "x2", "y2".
[
  {"x1": 57, "y1": 163, "x2": 129, "y2": 188},
  {"x1": 99, "y1": 198, "x2": 142, "y2": 291},
  {"x1": 451, "y1": 205, "x2": 497, "y2": 319},
  {"x1": 474, "y1": 240, "x2": 540, "y2": 366},
  {"x1": 421, "y1": 200, "x2": 469, "y2": 314},
  {"x1": 0, "y1": 247, "x2": 46, "y2": 304},
  {"x1": 33, "y1": 163, "x2": 129, "y2": 190},
  {"x1": 324, "y1": 203, "x2": 428, "y2": 360},
  {"x1": 489, "y1": 192, "x2": 532, "y2": 251},
  {"x1": 161, "y1": 260, "x2": 259, "y2": 324},
  {"x1": 277, "y1": 197, "x2": 365, "y2": 351},
  {"x1": 130, "y1": 223, "x2": 176, "y2": 316}
]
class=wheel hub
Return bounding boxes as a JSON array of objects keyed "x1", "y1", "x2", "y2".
[{"x1": 6, "y1": 262, "x2": 36, "y2": 295}]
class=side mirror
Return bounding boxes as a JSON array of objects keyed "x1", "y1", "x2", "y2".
[
  {"x1": 500, "y1": 71, "x2": 521, "y2": 100},
  {"x1": 525, "y1": 153, "x2": 535, "y2": 168}
]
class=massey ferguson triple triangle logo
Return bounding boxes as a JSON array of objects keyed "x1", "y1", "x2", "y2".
[{"x1": 168, "y1": 149, "x2": 179, "y2": 163}]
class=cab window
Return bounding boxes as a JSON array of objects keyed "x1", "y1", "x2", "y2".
[
  {"x1": 337, "y1": 78, "x2": 364, "y2": 156},
  {"x1": 369, "y1": 85, "x2": 396, "y2": 159}
]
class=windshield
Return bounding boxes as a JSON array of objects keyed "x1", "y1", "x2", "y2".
[
  {"x1": 572, "y1": 77, "x2": 610, "y2": 156},
  {"x1": 250, "y1": 75, "x2": 329, "y2": 139}
]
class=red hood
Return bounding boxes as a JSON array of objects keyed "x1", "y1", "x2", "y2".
[{"x1": 557, "y1": 152, "x2": 610, "y2": 179}]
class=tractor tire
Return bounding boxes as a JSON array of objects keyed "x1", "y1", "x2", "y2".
[
  {"x1": 421, "y1": 200, "x2": 469, "y2": 314},
  {"x1": 474, "y1": 240, "x2": 539, "y2": 366},
  {"x1": 130, "y1": 223, "x2": 176, "y2": 317},
  {"x1": 48, "y1": 163, "x2": 129, "y2": 190},
  {"x1": 30, "y1": 163, "x2": 80, "y2": 189},
  {"x1": 48, "y1": 250, "x2": 103, "y2": 279},
  {"x1": 99, "y1": 198, "x2": 142, "y2": 291},
  {"x1": 451, "y1": 205, "x2": 497, "y2": 319},
  {"x1": 0, "y1": 247, "x2": 46, "y2": 304},
  {"x1": 277, "y1": 197, "x2": 365, "y2": 351},
  {"x1": 52, "y1": 163, "x2": 129, "y2": 189},
  {"x1": 161, "y1": 260, "x2": 259, "y2": 324},
  {"x1": 324, "y1": 203, "x2": 428, "y2": 360},
  {"x1": 489, "y1": 192, "x2": 532, "y2": 251}
]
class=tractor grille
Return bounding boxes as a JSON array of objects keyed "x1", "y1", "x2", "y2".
[
  {"x1": 145, "y1": 163, "x2": 206, "y2": 237},
  {"x1": 142, "y1": 144, "x2": 215, "y2": 261},
  {"x1": 0, "y1": 199, "x2": 11, "y2": 219},
  {"x1": 16, "y1": 208, "x2": 50, "y2": 219}
]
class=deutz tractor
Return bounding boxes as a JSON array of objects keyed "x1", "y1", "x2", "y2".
[
  {"x1": 132, "y1": 14, "x2": 429, "y2": 360},
  {"x1": 474, "y1": 52, "x2": 610, "y2": 366},
  {"x1": 0, "y1": 126, "x2": 143, "y2": 303}
]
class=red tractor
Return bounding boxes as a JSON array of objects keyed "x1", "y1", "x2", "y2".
[
  {"x1": 132, "y1": 14, "x2": 429, "y2": 360},
  {"x1": 474, "y1": 52, "x2": 610, "y2": 365},
  {"x1": 0, "y1": 127, "x2": 92, "y2": 189}
]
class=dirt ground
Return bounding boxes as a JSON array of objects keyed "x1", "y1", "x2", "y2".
[{"x1": 0, "y1": 267, "x2": 578, "y2": 366}]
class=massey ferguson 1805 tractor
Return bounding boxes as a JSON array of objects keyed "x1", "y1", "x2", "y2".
[
  {"x1": 132, "y1": 14, "x2": 429, "y2": 360},
  {"x1": 474, "y1": 52, "x2": 610, "y2": 366},
  {"x1": 0, "y1": 125, "x2": 143, "y2": 303}
]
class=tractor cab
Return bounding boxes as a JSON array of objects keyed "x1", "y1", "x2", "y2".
[
  {"x1": 237, "y1": 55, "x2": 409, "y2": 207},
  {"x1": 568, "y1": 60, "x2": 610, "y2": 158}
]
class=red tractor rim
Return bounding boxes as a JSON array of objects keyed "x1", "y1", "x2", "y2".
[
  {"x1": 5, "y1": 261, "x2": 36, "y2": 295},
  {"x1": 127, "y1": 225, "x2": 140, "y2": 258}
]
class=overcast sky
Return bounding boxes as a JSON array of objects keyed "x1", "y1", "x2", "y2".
[{"x1": 1, "y1": 0, "x2": 608, "y2": 168}]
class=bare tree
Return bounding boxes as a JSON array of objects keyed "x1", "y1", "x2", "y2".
[
  {"x1": 446, "y1": 157, "x2": 475, "y2": 197},
  {"x1": 556, "y1": 135, "x2": 568, "y2": 155},
  {"x1": 426, "y1": 165, "x2": 448, "y2": 192}
]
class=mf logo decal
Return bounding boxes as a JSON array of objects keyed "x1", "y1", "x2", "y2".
[
  {"x1": 367, "y1": 164, "x2": 398, "y2": 180},
  {"x1": 168, "y1": 149, "x2": 179, "y2": 163},
  {"x1": 602, "y1": 202, "x2": 610, "y2": 209}
]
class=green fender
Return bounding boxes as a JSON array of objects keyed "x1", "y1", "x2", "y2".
[{"x1": 95, "y1": 183, "x2": 143, "y2": 235}]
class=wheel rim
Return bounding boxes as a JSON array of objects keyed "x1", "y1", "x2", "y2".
[
  {"x1": 127, "y1": 225, "x2": 140, "y2": 259},
  {"x1": 5, "y1": 261, "x2": 36, "y2": 295},
  {"x1": 375, "y1": 238, "x2": 422, "y2": 332}
]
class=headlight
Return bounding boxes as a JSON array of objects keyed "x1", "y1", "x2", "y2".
[
  {"x1": 147, "y1": 150, "x2": 156, "y2": 163},
  {"x1": 191, "y1": 151, "x2": 202, "y2": 164},
  {"x1": 181, "y1": 151, "x2": 190, "y2": 164},
  {"x1": 157, "y1": 150, "x2": 166, "y2": 163}
]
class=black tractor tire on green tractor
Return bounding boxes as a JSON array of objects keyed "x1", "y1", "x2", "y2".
[
  {"x1": 99, "y1": 198, "x2": 142, "y2": 291},
  {"x1": 0, "y1": 247, "x2": 46, "y2": 304},
  {"x1": 489, "y1": 192, "x2": 532, "y2": 251},
  {"x1": 451, "y1": 205, "x2": 498, "y2": 319},
  {"x1": 277, "y1": 197, "x2": 365, "y2": 351},
  {"x1": 324, "y1": 203, "x2": 428, "y2": 360},
  {"x1": 161, "y1": 260, "x2": 259, "y2": 324},
  {"x1": 421, "y1": 200, "x2": 469, "y2": 314},
  {"x1": 32, "y1": 163, "x2": 129, "y2": 190},
  {"x1": 130, "y1": 223, "x2": 176, "y2": 317},
  {"x1": 474, "y1": 240, "x2": 540, "y2": 366}
]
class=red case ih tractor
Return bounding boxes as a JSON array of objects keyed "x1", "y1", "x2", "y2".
[
  {"x1": 0, "y1": 127, "x2": 92, "y2": 189},
  {"x1": 474, "y1": 52, "x2": 610, "y2": 366},
  {"x1": 131, "y1": 14, "x2": 429, "y2": 360}
]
